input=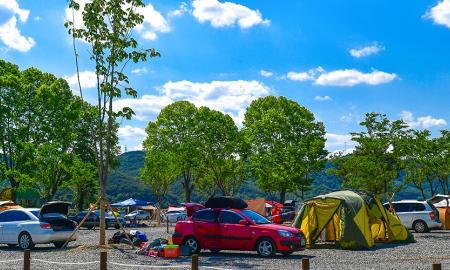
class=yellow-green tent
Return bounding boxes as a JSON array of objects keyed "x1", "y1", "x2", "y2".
[{"x1": 293, "y1": 190, "x2": 414, "y2": 249}]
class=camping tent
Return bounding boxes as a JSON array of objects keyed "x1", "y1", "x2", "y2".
[
  {"x1": 110, "y1": 198, "x2": 151, "y2": 207},
  {"x1": 428, "y1": 194, "x2": 450, "y2": 230},
  {"x1": 246, "y1": 198, "x2": 267, "y2": 216},
  {"x1": 293, "y1": 190, "x2": 413, "y2": 249}
]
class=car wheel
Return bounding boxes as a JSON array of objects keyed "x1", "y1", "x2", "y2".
[
  {"x1": 413, "y1": 220, "x2": 429, "y2": 233},
  {"x1": 18, "y1": 232, "x2": 34, "y2": 250},
  {"x1": 54, "y1": 241, "x2": 65, "y2": 249},
  {"x1": 183, "y1": 237, "x2": 200, "y2": 254},
  {"x1": 256, "y1": 238, "x2": 276, "y2": 257}
]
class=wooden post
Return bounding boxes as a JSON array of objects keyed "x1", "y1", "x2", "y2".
[
  {"x1": 166, "y1": 216, "x2": 169, "y2": 234},
  {"x1": 432, "y1": 263, "x2": 442, "y2": 270},
  {"x1": 301, "y1": 258, "x2": 310, "y2": 270},
  {"x1": 191, "y1": 254, "x2": 199, "y2": 270},
  {"x1": 23, "y1": 249, "x2": 30, "y2": 270},
  {"x1": 100, "y1": 251, "x2": 107, "y2": 270}
]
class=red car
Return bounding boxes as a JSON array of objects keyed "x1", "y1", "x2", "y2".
[{"x1": 172, "y1": 208, "x2": 306, "y2": 257}]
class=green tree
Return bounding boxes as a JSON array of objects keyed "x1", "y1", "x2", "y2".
[
  {"x1": 65, "y1": 0, "x2": 159, "y2": 244},
  {"x1": 330, "y1": 113, "x2": 411, "y2": 207},
  {"x1": 141, "y1": 150, "x2": 178, "y2": 223},
  {"x1": 196, "y1": 107, "x2": 245, "y2": 196},
  {"x1": 242, "y1": 96, "x2": 327, "y2": 203},
  {"x1": 0, "y1": 60, "x2": 95, "y2": 202},
  {"x1": 402, "y1": 130, "x2": 436, "y2": 199},
  {"x1": 63, "y1": 158, "x2": 98, "y2": 211},
  {"x1": 434, "y1": 131, "x2": 449, "y2": 195},
  {"x1": 143, "y1": 101, "x2": 200, "y2": 202}
]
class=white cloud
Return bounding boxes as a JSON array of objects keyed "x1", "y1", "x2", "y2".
[
  {"x1": 315, "y1": 69, "x2": 397, "y2": 87},
  {"x1": 349, "y1": 45, "x2": 384, "y2": 58},
  {"x1": 0, "y1": 0, "x2": 35, "y2": 52},
  {"x1": 286, "y1": 67, "x2": 324, "y2": 82},
  {"x1": 64, "y1": 1, "x2": 170, "y2": 41},
  {"x1": 192, "y1": 0, "x2": 270, "y2": 29},
  {"x1": 118, "y1": 125, "x2": 146, "y2": 138},
  {"x1": 340, "y1": 113, "x2": 353, "y2": 123},
  {"x1": 325, "y1": 133, "x2": 356, "y2": 154},
  {"x1": 260, "y1": 70, "x2": 273, "y2": 77},
  {"x1": 168, "y1": 2, "x2": 190, "y2": 17},
  {"x1": 160, "y1": 80, "x2": 271, "y2": 124},
  {"x1": 135, "y1": 4, "x2": 170, "y2": 41},
  {"x1": 131, "y1": 67, "x2": 148, "y2": 75},
  {"x1": 286, "y1": 67, "x2": 397, "y2": 87},
  {"x1": 400, "y1": 111, "x2": 447, "y2": 129},
  {"x1": 64, "y1": 70, "x2": 98, "y2": 90},
  {"x1": 113, "y1": 80, "x2": 271, "y2": 124},
  {"x1": 425, "y1": 0, "x2": 450, "y2": 28},
  {"x1": 114, "y1": 95, "x2": 173, "y2": 121},
  {"x1": 314, "y1": 95, "x2": 332, "y2": 101}
]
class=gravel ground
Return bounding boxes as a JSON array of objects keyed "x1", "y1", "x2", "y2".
[{"x1": 0, "y1": 225, "x2": 449, "y2": 270}]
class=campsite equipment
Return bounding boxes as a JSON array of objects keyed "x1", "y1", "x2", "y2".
[
  {"x1": 110, "y1": 198, "x2": 152, "y2": 208},
  {"x1": 179, "y1": 245, "x2": 192, "y2": 256},
  {"x1": 0, "y1": 200, "x2": 22, "y2": 212},
  {"x1": 293, "y1": 190, "x2": 413, "y2": 249},
  {"x1": 428, "y1": 194, "x2": 450, "y2": 230},
  {"x1": 163, "y1": 245, "x2": 180, "y2": 258},
  {"x1": 205, "y1": 196, "x2": 248, "y2": 209},
  {"x1": 245, "y1": 198, "x2": 267, "y2": 216}
]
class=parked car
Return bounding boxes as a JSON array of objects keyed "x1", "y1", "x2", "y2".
[
  {"x1": 383, "y1": 200, "x2": 441, "y2": 233},
  {"x1": 162, "y1": 210, "x2": 187, "y2": 223},
  {"x1": 69, "y1": 210, "x2": 124, "y2": 229},
  {"x1": 124, "y1": 210, "x2": 150, "y2": 221},
  {"x1": 172, "y1": 208, "x2": 306, "y2": 257},
  {"x1": 0, "y1": 201, "x2": 77, "y2": 249}
]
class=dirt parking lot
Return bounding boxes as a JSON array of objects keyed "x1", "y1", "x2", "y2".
[{"x1": 0, "y1": 226, "x2": 449, "y2": 270}]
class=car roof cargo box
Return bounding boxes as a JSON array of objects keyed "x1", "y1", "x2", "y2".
[
  {"x1": 40, "y1": 201, "x2": 72, "y2": 216},
  {"x1": 205, "y1": 197, "x2": 248, "y2": 209}
]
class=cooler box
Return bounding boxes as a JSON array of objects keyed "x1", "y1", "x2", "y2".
[{"x1": 163, "y1": 245, "x2": 180, "y2": 258}]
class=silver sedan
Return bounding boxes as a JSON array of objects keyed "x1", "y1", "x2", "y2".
[{"x1": 0, "y1": 202, "x2": 77, "y2": 249}]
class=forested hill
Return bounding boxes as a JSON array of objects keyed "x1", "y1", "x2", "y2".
[{"x1": 107, "y1": 151, "x2": 424, "y2": 204}]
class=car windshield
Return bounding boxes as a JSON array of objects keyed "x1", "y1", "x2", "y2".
[{"x1": 240, "y1": 210, "x2": 270, "y2": 224}]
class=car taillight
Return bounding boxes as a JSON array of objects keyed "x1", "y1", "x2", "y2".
[
  {"x1": 40, "y1": 223, "x2": 52, "y2": 229},
  {"x1": 429, "y1": 211, "x2": 435, "y2": 221}
]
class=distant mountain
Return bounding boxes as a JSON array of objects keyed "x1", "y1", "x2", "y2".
[{"x1": 107, "y1": 151, "x2": 426, "y2": 205}]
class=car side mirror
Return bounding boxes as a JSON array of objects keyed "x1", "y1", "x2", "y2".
[{"x1": 239, "y1": 219, "x2": 250, "y2": 226}]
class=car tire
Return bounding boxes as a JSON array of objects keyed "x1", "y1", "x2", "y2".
[
  {"x1": 413, "y1": 220, "x2": 429, "y2": 233},
  {"x1": 54, "y1": 241, "x2": 65, "y2": 249},
  {"x1": 18, "y1": 232, "x2": 34, "y2": 250},
  {"x1": 183, "y1": 236, "x2": 200, "y2": 254},
  {"x1": 256, "y1": 238, "x2": 276, "y2": 257}
]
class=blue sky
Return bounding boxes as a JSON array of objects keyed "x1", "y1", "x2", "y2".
[{"x1": 1, "y1": 0, "x2": 449, "y2": 153}]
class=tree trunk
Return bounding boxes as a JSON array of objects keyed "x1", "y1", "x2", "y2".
[
  {"x1": 182, "y1": 171, "x2": 193, "y2": 202},
  {"x1": 279, "y1": 189, "x2": 286, "y2": 204}
]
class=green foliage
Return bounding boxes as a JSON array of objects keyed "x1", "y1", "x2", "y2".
[
  {"x1": 64, "y1": 0, "x2": 160, "y2": 205},
  {"x1": 242, "y1": 96, "x2": 327, "y2": 202},
  {"x1": 195, "y1": 107, "x2": 245, "y2": 196},
  {"x1": 0, "y1": 59, "x2": 98, "y2": 202},
  {"x1": 330, "y1": 112, "x2": 411, "y2": 202},
  {"x1": 143, "y1": 101, "x2": 200, "y2": 202},
  {"x1": 62, "y1": 158, "x2": 98, "y2": 211}
]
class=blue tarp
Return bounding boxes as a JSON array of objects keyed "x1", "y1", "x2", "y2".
[{"x1": 110, "y1": 198, "x2": 152, "y2": 207}]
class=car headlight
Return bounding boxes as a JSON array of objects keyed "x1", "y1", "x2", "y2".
[{"x1": 277, "y1": 230, "x2": 294, "y2": 238}]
